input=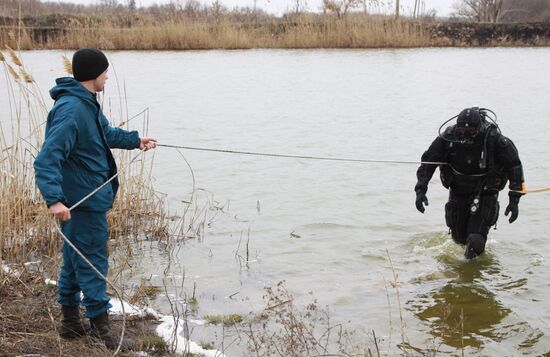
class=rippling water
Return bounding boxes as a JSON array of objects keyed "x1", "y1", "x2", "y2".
[{"x1": 2, "y1": 48, "x2": 550, "y2": 355}]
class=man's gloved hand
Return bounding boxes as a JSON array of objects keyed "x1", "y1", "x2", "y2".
[
  {"x1": 415, "y1": 191, "x2": 429, "y2": 213},
  {"x1": 504, "y1": 192, "x2": 522, "y2": 223}
]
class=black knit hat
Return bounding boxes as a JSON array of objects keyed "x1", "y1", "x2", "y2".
[{"x1": 72, "y1": 48, "x2": 109, "y2": 81}]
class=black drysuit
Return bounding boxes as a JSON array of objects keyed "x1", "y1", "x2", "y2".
[{"x1": 415, "y1": 125, "x2": 524, "y2": 257}]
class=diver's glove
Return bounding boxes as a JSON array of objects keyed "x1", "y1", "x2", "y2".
[
  {"x1": 415, "y1": 190, "x2": 429, "y2": 213},
  {"x1": 504, "y1": 191, "x2": 522, "y2": 223}
]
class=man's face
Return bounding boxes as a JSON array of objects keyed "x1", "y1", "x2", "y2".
[
  {"x1": 93, "y1": 69, "x2": 108, "y2": 92},
  {"x1": 456, "y1": 126, "x2": 479, "y2": 138}
]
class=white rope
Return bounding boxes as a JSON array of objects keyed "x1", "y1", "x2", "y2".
[{"x1": 157, "y1": 143, "x2": 448, "y2": 166}]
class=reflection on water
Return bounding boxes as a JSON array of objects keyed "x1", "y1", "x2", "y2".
[{"x1": 409, "y1": 253, "x2": 511, "y2": 350}]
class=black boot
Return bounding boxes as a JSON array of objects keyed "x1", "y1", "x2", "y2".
[
  {"x1": 89, "y1": 312, "x2": 134, "y2": 351},
  {"x1": 60, "y1": 305, "x2": 87, "y2": 338}
]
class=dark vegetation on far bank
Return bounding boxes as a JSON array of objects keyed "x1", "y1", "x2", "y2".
[{"x1": 427, "y1": 21, "x2": 550, "y2": 46}]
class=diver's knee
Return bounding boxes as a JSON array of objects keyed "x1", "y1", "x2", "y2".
[
  {"x1": 451, "y1": 230, "x2": 468, "y2": 245},
  {"x1": 452, "y1": 236, "x2": 468, "y2": 246},
  {"x1": 465, "y1": 233, "x2": 486, "y2": 259}
]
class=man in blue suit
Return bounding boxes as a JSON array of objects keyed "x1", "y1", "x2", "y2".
[{"x1": 34, "y1": 48, "x2": 157, "y2": 350}]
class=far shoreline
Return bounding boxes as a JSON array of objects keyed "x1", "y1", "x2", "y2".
[{"x1": 2, "y1": 17, "x2": 550, "y2": 51}]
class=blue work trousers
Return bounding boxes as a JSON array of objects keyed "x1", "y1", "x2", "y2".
[{"x1": 57, "y1": 210, "x2": 112, "y2": 318}]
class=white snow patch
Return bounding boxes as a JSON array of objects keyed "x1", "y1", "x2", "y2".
[
  {"x1": 188, "y1": 318, "x2": 207, "y2": 326},
  {"x1": 145, "y1": 307, "x2": 160, "y2": 320},
  {"x1": 156, "y1": 316, "x2": 225, "y2": 357},
  {"x1": 45, "y1": 278, "x2": 57, "y2": 286},
  {"x1": 110, "y1": 298, "x2": 157, "y2": 319},
  {"x1": 24, "y1": 260, "x2": 42, "y2": 267},
  {"x1": 2, "y1": 262, "x2": 20, "y2": 277}
]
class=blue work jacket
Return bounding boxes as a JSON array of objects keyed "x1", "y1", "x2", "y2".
[{"x1": 34, "y1": 77, "x2": 140, "y2": 212}]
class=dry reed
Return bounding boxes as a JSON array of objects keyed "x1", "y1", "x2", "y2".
[
  {"x1": 5, "y1": 46, "x2": 22, "y2": 66},
  {"x1": 20, "y1": 68, "x2": 33, "y2": 83},
  {"x1": 58, "y1": 18, "x2": 432, "y2": 50},
  {"x1": 61, "y1": 54, "x2": 72, "y2": 75},
  {"x1": 6, "y1": 63, "x2": 19, "y2": 81},
  {"x1": 0, "y1": 16, "x2": 436, "y2": 50}
]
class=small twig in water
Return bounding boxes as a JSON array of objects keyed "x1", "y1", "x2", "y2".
[
  {"x1": 386, "y1": 249, "x2": 406, "y2": 346},
  {"x1": 373, "y1": 329, "x2": 380, "y2": 357}
]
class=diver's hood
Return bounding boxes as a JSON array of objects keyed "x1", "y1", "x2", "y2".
[{"x1": 457, "y1": 107, "x2": 482, "y2": 129}]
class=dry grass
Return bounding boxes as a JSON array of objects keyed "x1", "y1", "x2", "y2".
[
  {"x1": 243, "y1": 281, "x2": 372, "y2": 357},
  {"x1": 3, "y1": 10, "x2": 550, "y2": 50},
  {"x1": 0, "y1": 15, "x2": 436, "y2": 50},
  {"x1": 4, "y1": 18, "x2": 549, "y2": 51}
]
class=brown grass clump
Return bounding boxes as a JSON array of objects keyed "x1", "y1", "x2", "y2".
[{"x1": 244, "y1": 281, "x2": 372, "y2": 356}]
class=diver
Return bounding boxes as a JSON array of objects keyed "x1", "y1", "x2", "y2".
[{"x1": 414, "y1": 107, "x2": 525, "y2": 259}]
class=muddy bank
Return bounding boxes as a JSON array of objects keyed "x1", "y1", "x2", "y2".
[{"x1": 0, "y1": 270, "x2": 168, "y2": 356}]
